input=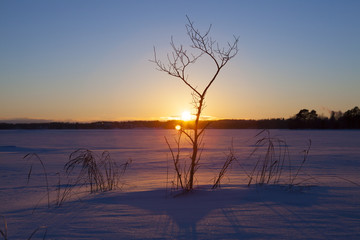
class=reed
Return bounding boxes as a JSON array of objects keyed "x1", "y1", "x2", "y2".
[
  {"x1": 23, "y1": 153, "x2": 50, "y2": 208},
  {"x1": 22, "y1": 149, "x2": 130, "y2": 208},
  {"x1": 64, "y1": 149, "x2": 131, "y2": 193},
  {"x1": 165, "y1": 134, "x2": 185, "y2": 190},
  {"x1": 212, "y1": 140, "x2": 236, "y2": 189},
  {"x1": 247, "y1": 130, "x2": 289, "y2": 186},
  {"x1": 289, "y1": 139, "x2": 311, "y2": 186},
  {"x1": 246, "y1": 130, "x2": 312, "y2": 188},
  {"x1": 55, "y1": 172, "x2": 76, "y2": 207}
]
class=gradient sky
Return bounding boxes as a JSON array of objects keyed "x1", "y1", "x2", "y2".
[{"x1": 1, "y1": 0, "x2": 359, "y2": 122}]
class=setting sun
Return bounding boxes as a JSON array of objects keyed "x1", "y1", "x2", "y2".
[
  {"x1": 181, "y1": 111, "x2": 192, "y2": 121},
  {"x1": 175, "y1": 125, "x2": 181, "y2": 131}
]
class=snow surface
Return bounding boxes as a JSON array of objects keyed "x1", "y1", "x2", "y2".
[{"x1": 0, "y1": 129, "x2": 359, "y2": 239}]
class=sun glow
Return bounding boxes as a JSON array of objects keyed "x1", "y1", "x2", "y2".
[
  {"x1": 175, "y1": 125, "x2": 181, "y2": 131},
  {"x1": 181, "y1": 111, "x2": 192, "y2": 121}
]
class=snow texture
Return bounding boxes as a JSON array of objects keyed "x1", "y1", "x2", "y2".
[{"x1": 0, "y1": 129, "x2": 359, "y2": 239}]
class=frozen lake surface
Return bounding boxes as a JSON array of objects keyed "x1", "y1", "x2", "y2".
[{"x1": 0, "y1": 129, "x2": 359, "y2": 239}]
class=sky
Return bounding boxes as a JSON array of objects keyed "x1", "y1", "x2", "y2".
[{"x1": 1, "y1": 0, "x2": 359, "y2": 122}]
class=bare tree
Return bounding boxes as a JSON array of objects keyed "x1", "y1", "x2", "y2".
[{"x1": 152, "y1": 16, "x2": 239, "y2": 191}]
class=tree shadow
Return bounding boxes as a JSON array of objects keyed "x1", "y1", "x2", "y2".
[{"x1": 83, "y1": 184, "x2": 324, "y2": 239}]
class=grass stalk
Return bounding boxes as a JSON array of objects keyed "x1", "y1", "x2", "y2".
[
  {"x1": 212, "y1": 139, "x2": 236, "y2": 189},
  {"x1": 27, "y1": 226, "x2": 47, "y2": 240},
  {"x1": 165, "y1": 135, "x2": 184, "y2": 190},
  {"x1": 0, "y1": 216, "x2": 7, "y2": 240},
  {"x1": 23, "y1": 153, "x2": 50, "y2": 208},
  {"x1": 290, "y1": 139, "x2": 311, "y2": 186}
]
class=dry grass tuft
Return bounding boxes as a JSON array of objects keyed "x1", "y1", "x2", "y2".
[
  {"x1": 22, "y1": 149, "x2": 131, "y2": 208},
  {"x1": 246, "y1": 130, "x2": 311, "y2": 188},
  {"x1": 247, "y1": 130, "x2": 289, "y2": 186},
  {"x1": 64, "y1": 149, "x2": 131, "y2": 193}
]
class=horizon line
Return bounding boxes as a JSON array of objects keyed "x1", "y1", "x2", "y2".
[{"x1": 0, "y1": 117, "x2": 303, "y2": 124}]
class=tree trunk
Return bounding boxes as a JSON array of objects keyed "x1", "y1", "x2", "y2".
[{"x1": 188, "y1": 96, "x2": 204, "y2": 189}]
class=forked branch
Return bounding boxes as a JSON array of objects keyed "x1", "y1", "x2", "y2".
[{"x1": 152, "y1": 16, "x2": 239, "y2": 99}]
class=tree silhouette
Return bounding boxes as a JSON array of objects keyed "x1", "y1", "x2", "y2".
[
  {"x1": 342, "y1": 106, "x2": 360, "y2": 128},
  {"x1": 152, "y1": 16, "x2": 239, "y2": 191},
  {"x1": 295, "y1": 109, "x2": 318, "y2": 121}
]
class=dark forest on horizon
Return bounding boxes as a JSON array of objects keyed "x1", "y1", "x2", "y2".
[{"x1": 1, "y1": 107, "x2": 359, "y2": 130}]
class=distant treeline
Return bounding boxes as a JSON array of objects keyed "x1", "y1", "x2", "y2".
[{"x1": 1, "y1": 107, "x2": 359, "y2": 130}]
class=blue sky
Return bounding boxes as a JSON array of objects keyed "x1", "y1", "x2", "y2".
[{"x1": 1, "y1": 0, "x2": 359, "y2": 121}]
